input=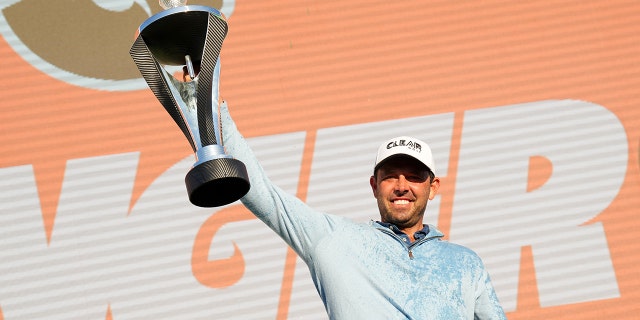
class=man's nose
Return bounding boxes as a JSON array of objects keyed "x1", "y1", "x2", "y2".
[{"x1": 394, "y1": 175, "x2": 409, "y2": 192}]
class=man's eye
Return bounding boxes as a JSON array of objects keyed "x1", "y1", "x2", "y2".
[{"x1": 407, "y1": 175, "x2": 426, "y2": 183}]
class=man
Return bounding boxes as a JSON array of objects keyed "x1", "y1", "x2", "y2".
[{"x1": 219, "y1": 102, "x2": 506, "y2": 319}]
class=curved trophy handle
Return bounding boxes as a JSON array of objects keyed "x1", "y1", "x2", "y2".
[{"x1": 130, "y1": 5, "x2": 249, "y2": 207}]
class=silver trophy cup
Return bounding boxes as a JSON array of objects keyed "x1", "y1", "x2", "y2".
[{"x1": 130, "y1": 3, "x2": 249, "y2": 207}]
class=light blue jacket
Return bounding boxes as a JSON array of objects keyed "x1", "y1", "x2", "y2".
[{"x1": 220, "y1": 102, "x2": 506, "y2": 319}]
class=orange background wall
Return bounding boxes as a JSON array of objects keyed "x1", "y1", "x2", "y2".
[{"x1": 0, "y1": 0, "x2": 639, "y2": 318}]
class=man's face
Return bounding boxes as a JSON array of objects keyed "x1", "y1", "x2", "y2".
[{"x1": 370, "y1": 156, "x2": 440, "y2": 229}]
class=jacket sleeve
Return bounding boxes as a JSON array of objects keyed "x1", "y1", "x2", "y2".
[
  {"x1": 474, "y1": 268, "x2": 507, "y2": 320},
  {"x1": 219, "y1": 101, "x2": 340, "y2": 262}
]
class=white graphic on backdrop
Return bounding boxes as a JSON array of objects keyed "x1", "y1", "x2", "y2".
[
  {"x1": 0, "y1": 100, "x2": 625, "y2": 318},
  {"x1": 451, "y1": 100, "x2": 624, "y2": 310}
]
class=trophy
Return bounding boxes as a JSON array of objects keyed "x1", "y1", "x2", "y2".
[{"x1": 130, "y1": 0, "x2": 249, "y2": 207}]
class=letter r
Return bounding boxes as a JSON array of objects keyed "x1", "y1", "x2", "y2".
[{"x1": 451, "y1": 100, "x2": 625, "y2": 311}]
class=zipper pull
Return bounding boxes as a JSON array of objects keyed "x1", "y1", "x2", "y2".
[{"x1": 408, "y1": 250, "x2": 414, "y2": 260}]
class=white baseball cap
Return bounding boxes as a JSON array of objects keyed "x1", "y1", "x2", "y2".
[{"x1": 374, "y1": 136, "x2": 435, "y2": 174}]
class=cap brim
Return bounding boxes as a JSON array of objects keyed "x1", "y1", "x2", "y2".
[{"x1": 374, "y1": 153, "x2": 430, "y2": 172}]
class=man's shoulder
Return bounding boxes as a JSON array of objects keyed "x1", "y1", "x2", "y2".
[{"x1": 430, "y1": 238, "x2": 486, "y2": 265}]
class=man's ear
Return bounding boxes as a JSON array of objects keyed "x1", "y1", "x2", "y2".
[
  {"x1": 428, "y1": 177, "x2": 441, "y2": 200},
  {"x1": 369, "y1": 175, "x2": 378, "y2": 197}
]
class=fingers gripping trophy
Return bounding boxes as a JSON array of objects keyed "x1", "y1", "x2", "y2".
[{"x1": 130, "y1": 0, "x2": 250, "y2": 207}]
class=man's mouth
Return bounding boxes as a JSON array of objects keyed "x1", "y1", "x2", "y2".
[{"x1": 393, "y1": 199, "x2": 410, "y2": 205}]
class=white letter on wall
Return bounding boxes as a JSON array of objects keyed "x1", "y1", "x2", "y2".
[{"x1": 451, "y1": 100, "x2": 625, "y2": 310}]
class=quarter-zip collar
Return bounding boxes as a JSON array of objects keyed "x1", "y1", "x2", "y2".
[
  {"x1": 371, "y1": 221, "x2": 444, "y2": 259},
  {"x1": 375, "y1": 221, "x2": 430, "y2": 244}
]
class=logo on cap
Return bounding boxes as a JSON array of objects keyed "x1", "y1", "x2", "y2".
[{"x1": 387, "y1": 139, "x2": 422, "y2": 153}]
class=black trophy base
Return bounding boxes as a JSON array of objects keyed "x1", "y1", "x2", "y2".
[{"x1": 185, "y1": 157, "x2": 250, "y2": 207}]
